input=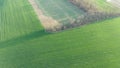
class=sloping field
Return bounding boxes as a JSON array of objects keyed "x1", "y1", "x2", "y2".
[
  {"x1": 35, "y1": 0, "x2": 84, "y2": 24},
  {"x1": 0, "y1": 16, "x2": 120, "y2": 68},
  {"x1": 0, "y1": 0, "x2": 43, "y2": 42},
  {"x1": 32, "y1": 0, "x2": 120, "y2": 32},
  {"x1": 1, "y1": 0, "x2": 120, "y2": 68}
]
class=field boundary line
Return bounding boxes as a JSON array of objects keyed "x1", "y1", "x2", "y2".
[{"x1": 28, "y1": 0, "x2": 62, "y2": 31}]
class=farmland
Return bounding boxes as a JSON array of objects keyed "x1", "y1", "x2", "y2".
[
  {"x1": 32, "y1": 0, "x2": 120, "y2": 32},
  {"x1": 0, "y1": 0, "x2": 43, "y2": 42},
  {"x1": 35, "y1": 0, "x2": 84, "y2": 24},
  {"x1": 0, "y1": 0, "x2": 120, "y2": 68},
  {"x1": 1, "y1": 17, "x2": 120, "y2": 68}
]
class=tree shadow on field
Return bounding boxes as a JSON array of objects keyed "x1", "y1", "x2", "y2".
[{"x1": 0, "y1": 30, "x2": 50, "y2": 49}]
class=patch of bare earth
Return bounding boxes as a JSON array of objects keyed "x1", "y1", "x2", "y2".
[{"x1": 28, "y1": 0, "x2": 62, "y2": 32}]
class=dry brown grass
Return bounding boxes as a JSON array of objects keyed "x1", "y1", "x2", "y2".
[{"x1": 28, "y1": 0, "x2": 62, "y2": 32}]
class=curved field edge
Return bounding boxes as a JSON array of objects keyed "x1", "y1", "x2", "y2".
[{"x1": 0, "y1": 17, "x2": 120, "y2": 68}]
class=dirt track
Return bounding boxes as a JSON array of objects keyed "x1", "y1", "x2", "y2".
[{"x1": 28, "y1": 0, "x2": 62, "y2": 32}]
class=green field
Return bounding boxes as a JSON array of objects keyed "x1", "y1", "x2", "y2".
[
  {"x1": 35, "y1": 0, "x2": 84, "y2": 24},
  {"x1": 1, "y1": 0, "x2": 120, "y2": 68},
  {"x1": 0, "y1": 0, "x2": 43, "y2": 42}
]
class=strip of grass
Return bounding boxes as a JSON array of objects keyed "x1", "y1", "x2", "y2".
[
  {"x1": 35, "y1": 0, "x2": 84, "y2": 24},
  {"x1": 0, "y1": 0, "x2": 43, "y2": 42}
]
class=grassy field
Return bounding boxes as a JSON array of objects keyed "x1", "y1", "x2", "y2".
[
  {"x1": 0, "y1": 0, "x2": 43, "y2": 42},
  {"x1": 1, "y1": 0, "x2": 120, "y2": 68},
  {"x1": 0, "y1": 17, "x2": 120, "y2": 68},
  {"x1": 35, "y1": 0, "x2": 84, "y2": 24}
]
